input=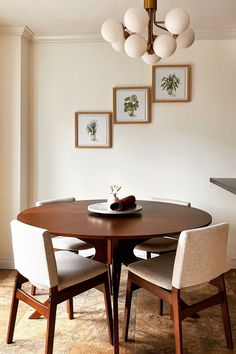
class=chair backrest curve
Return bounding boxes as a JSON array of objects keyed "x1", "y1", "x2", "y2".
[
  {"x1": 172, "y1": 223, "x2": 229, "y2": 289},
  {"x1": 36, "y1": 197, "x2": 75, "y2": 207},
  {"x1": 11, "y1": 220, "x2": 58, "y2": 289},
  {"x1": 153, "y1": 197, "x2": 190, "y2": 207}
]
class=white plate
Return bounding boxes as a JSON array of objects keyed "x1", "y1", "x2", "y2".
[{"x1": 88, "y1": 202, "x2": 142, "y2": 215}]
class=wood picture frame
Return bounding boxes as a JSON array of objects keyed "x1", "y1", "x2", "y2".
[
  {"x1": 152, "y1": 65, "x2": 191, "y2": 102},
  {"x1": 75, "y1": 112, "x2": 112, "y2": 148},
  {"x1": 113, "y1": 87, "x2": 151, "y2": 124}
]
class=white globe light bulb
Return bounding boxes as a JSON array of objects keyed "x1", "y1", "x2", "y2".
[
  {"x1": 111, "y1": 38, "x2": 125, "y2": 52},
  {"x1": 124, "y1": 34, "x2": 147, "y2": 58},
  {"x1": 165, "y1": 8, "x2": 190, "y2": 34},
  {"x1": 176, "y1": 27, "x2": 195, "y2": 49},
  {"x1": 153, "y1": 34, "x2": 177, "y2": 58},
  {"x1": 101, "y1": 18, "x2": 124, "y2": 43},
  {"x1": 142, "y1": 52, "x2": 161, "y2": 65},
  {"x1": 124, "y1": 6, "x2": 149, "y2": 33}
]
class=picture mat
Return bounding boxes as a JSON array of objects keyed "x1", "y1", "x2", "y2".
[
  {"x1": 155, "y1": 67, "x2": 186, "y2": 100},
  {"x1": 116, "y1": 89, "x2": 148, "y2": 121},
  {"x1": 78, "y1": 114, "x2": 109, "y2": 146}
]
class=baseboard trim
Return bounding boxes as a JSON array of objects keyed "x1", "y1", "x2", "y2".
[
  {"x1": 0, "y1": 259, "x2": 14, "y2": 269},
  {"x1": 230, "y1": 259, "x2": 236, "y2": 269}
]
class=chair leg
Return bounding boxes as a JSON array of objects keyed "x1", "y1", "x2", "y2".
[
  {"x1": 117, "y1": 262, "x2": 122, "y2": 291},
  {"x1": 147, "y1": 251, "x2": 151, "y2": 259},
  {"x1": 31, "y1": 285, "x2": 36, "y2": 296},
  {"x1": 6, "y1": 272, "x2": 24, "y2": 344},
  {"x1": 108, "y1": 264, "x2": 113, "y2": 295},
  {"x1": 45, "y1": 289, "x2": 57, "y2": 354},
  {"x1": 216, "y1": 275, "x2": 234, "y2": 349},
  {"x1": 157, "y1": 298, "x2": 164, "y2": 316},
  {"x1": 103, "y1": 273, "x2": 113, "y2": 345},
  {"x1": 67, "y1": 298, "x2": 74, "y2": 320},
  {"x1": 172, "y1": 287, "x2": 183, "y2": 354},
  {"x1": 122, "y1": 272, "x2": 134, "y2": 341}
]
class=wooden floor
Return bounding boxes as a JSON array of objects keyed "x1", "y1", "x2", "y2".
[{"x1": 0, "y1": 267, "x2": 235, "y2": 354}]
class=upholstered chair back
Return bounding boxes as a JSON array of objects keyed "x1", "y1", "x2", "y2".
[
  {"x1": 11, "y1": 220, "x2": 58, "y2": 289},
  {"x1": 172, "y1": 223, "x2": 229, "y2": 289},
  {"x1": 36, "y1": 197, "x2": 75, "y2": 207},
  {"x1": 153, "y1": 197, "x2": 191, "y2": 207}
]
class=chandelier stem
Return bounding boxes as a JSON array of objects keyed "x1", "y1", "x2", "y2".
[
  {"x1": 147, "y1": 8, "x2": 155, "y2": 54},
  {"x1": 144, "y1": 0, "x2": 157, "y2": 10}
]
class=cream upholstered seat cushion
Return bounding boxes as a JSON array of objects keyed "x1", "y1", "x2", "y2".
[
  {"x1": 135, "y1": 237, "x2": 178, "y2": 252},
  {"x1": 11, "y1": 220, "x2": 107, "y2": 290},
  {"x1": 55, "y1": 251, "x2": 107, "y2": 290},
  {"x1": 128, "y1": 253, "x2": 175, "y2": 290},
  {"x1": 52, "y1": 236, "x2": 92, "y2": 251},
  {"x1": 129, "y1": 223, "x2": 230, "y2": 291}
]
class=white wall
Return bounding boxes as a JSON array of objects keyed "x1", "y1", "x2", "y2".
[
  {"x1": 28, "y1": 39, "x2": 236, "y2": 266},
  {"x1": 0, "y1": 29, "x2": 31, "y2": 268},
  {"x1": 1, "y1": 37, "x2": 235, "y2": 267}
]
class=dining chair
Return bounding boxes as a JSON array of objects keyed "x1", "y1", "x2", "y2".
[
  {"x1": 31, "y1": 197, "x2": 94, "y2": 298},
  {"x1": 135, "y1": 198, "x2": 191, "y2": 258},
  {"x1": 135, "y1": 198, "x2": 191, "y2": 315},
  {"x1": 7, "y1": 220, "x2": 113, "y2": 354},
  {"x1": 123, "y1": 223, "x2": 233, "y2": 354},
  {"x1": 35, "y1": 197, "x2": 93, "y2": 253}
]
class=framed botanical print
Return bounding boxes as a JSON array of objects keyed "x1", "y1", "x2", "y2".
[
  {"x1": 152, "y1": 65, "x2": 191, "y2": 102},
  {"x1": 113, "y1": 87, "x2": 151, "y2": 123},
  {"x1": 75, "y1": 112, "x2": 112, "y2": 148}
]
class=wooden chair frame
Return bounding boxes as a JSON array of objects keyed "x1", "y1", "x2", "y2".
[
  {"x1": 31, "y1": 261, "x2": 113, "y2": 312},
  {"x1": 31, "y1": 198, "x2": 94, "y2": 300},
  {"x1": 137, "y1": 199, "x2": 191, "y2": 316},
  {"x1": 123, "y1": 271, "x2": 233, "y2": 354},
  {"x1": 7, "y1": 270, "x2": 113, "y2": 354}
]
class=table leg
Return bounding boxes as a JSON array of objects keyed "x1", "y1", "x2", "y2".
[
  {"x1": 112, "y1": 241, "x2": 121, "y2": 354},
  {"x1": 82, "y1": 237, "x2": 149, "y2": 354}
]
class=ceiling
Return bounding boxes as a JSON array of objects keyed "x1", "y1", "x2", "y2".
[{"x1": 0, "y1": 0, "x2": 236, "y2": 38}]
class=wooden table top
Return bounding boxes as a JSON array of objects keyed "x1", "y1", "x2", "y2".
[{"x1": 17, "y1": 200, "x2": 212, "y2": 240}]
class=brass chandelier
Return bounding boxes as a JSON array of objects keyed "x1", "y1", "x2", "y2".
[{"x1": 101, "y1": 0, "x2": 195, "y2": 65}]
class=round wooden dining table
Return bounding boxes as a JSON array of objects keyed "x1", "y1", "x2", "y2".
[{"x1": 18, "y1": 199, "x2": 212, "y2": 354}]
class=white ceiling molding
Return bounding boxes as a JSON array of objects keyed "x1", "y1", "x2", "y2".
[
  {"x1": 0, "y1": 25, "x2": 34, "y2": 41},
  {"x1": 33, "y1": 29, "x2": 236, "y2": 43},
  {"x1": 22, "y1": 26, "x2": 34, "y2": 40},
  {"x1": 33, "y1": 32, "x2": 103, "y2": 43}
]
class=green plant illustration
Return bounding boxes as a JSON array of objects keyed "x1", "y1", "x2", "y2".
[
  {"x1": 86, "y1": 119, "x2": 98, "y2": 141},
  {"x1": 124, "y1": 95, "x2": 139, "y2": 117},
  {"x1": 161, "y1": 73, "x2": 180, "y2": 95}
]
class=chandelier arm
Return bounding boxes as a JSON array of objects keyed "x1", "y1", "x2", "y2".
[
  {"x1": 153, "y1": 11, "x2": 168, "y2": 32},
  {"x1": 122, "y1": 24, "x2": 130, "y2": 39},
  {"x1": 154, "y1": 22, "x2": 168, "y2": 32}
]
